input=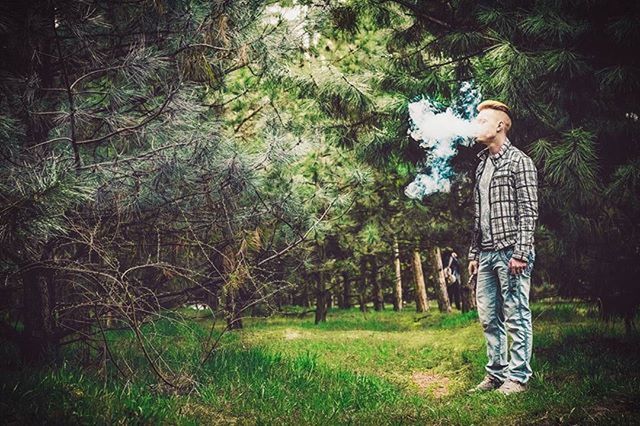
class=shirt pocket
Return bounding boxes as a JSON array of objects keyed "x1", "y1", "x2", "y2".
[{"x1": 491, "y1": 169, "x2": 512, "y2": 186}]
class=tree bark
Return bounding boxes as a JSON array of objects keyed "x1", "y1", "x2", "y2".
[
  {"x1": 218, "y1": 168, "x2": 247, "y2": 329},
  {"x1": 358, "y1": 256, "x2": 368, "y2": 313},
  {"x1": 221, "y1": 242, "x2": 242, "y2": 329},
  {"x1": 206, "y1": 285, "x2": 220, "y2": 312},
  {"x1": 224, "y1": 274, "x2": 243, "y2": 330},
  {"x1": 459, "y1": 254, "x2": 476, "y2": 313},
  {"x1": 371, "y1": 255, "x2": 384, "y2": 311},
  {"x1": 21, "y1": 261, "x2": 57, "y2": 363},
  {"x1": 411, "y1": 248, "x2": 429, "y2": 312},
  {"x1": 314, "y1": 271, "x2": 328, "y2": 324},
  {"x1": 314, "y1": 242, "x2": 328, "y2": 324},
  {"x1": 16, "y1": 6, "x2": 58, "y2": 363},
  {"x1": 393, "y1": 236, "x2": 403, "y2": 311},
  {"x1": 432, "y1": 247, "x2": 452, "y2": 313},
  {"x1": 301, "y1": 278, "x2": 310, "y2": 308},
  {"x1": 462, "y1": 273, "x2": 477, "y2": 313},
  {"x1": 340, "y1": 271, "x2": 352, "y2": 309}
]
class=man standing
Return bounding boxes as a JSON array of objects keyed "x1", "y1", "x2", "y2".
[{"x1": 467, "y1": 100, "x2": 538, "y2": 395}]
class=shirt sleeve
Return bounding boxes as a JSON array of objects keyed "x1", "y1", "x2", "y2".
[{"x1": 513, "y1": 155, "x2": 538, "y2": 261}]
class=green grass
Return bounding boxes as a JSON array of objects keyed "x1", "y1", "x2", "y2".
[{"x1": 1, "y1": 300, "x2": 639, "y2": 424}]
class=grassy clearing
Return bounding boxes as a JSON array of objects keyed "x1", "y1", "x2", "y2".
[{"x1": 1, "y1": 300, "x2": 639, "y2": 424}]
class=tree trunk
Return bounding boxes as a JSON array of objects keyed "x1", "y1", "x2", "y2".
[
  {"x1": 432, "y1": 247, "x2": 452, "y2": 313},
  {"x1": 206, "y1": 285, "x2": 219, "y2": 312},
  {"x1": 412, "y1": 248, "x2": 429, "y2": 312},
  {"x1": 359, "y1": 256, "x2": 368, "y2": 313},
  {"x1": 224, "y1": 287, "x2": 241, "y2": 329},
  {"x1": 314, "y1": 242, "x2": 328, "y2": 324},
  {"x1": 462, "y1": 273, "x2": 477, "y2": 313},
  {"x1": 459, "y1": 254, "x2": 476, "y2": 313},
  {"x1": 314, "y1": 271, "x2": 328, "y2": 324},
  {"x1": 393, "y1": 236, "x2": 403, "y2": 311},
  {"x1": 340, "y1": 272, "x2": 351, "y2": 309},
  {"x1": 18, "y1": 14, "x2": 58, "y2": 363},
  {"x1": 222, "y1": 242, "x2": 243, "y2": 330},
  {"x1": 212, "y1": 175, "x2": 244, "y2": 330},
  {"x1": 21, "y1": 263, "x2": 57, "y2": 363},
  {"x1": 358, "y1": 293, "x2": 367, "y2": 313},
  {"x1": 371, "y1": 255, "x2": 384, "y2": 311},
  {"x1": 301, "y1": 278, "x2": 310, "y2": 308},
  {"x1": 224, "y1": 287, "x2": 243, "y2": 330}
]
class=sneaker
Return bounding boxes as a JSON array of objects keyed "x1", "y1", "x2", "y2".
[
  {"x1": 467, "y1": 375, "x2": 503, "y2": 393},
  {"x1": 497, "y1": 379, "x2": 527, "y2": 395}
]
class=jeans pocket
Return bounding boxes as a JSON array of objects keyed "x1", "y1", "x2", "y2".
[{"x1": 498, "y1": 247, "x2": 514, "y2": 265}]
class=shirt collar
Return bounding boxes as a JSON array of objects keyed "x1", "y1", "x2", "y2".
[{"x1": 477, "y1": 138, "x2": 512, "y2": 161}]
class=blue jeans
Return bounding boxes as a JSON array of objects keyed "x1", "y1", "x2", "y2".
[{"x1": 476, "y1": 246, "x2": 535, "y2": 384}]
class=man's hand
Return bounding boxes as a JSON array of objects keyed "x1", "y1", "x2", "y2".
[
  {"x1": 508, "y1": 257, "x2": 527, "y2": 275},
  {"x1": 468, "y1": 260, "x2": 479, "y2": 276}
]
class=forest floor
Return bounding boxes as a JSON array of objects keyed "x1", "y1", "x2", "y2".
[{"x1": 1, "y1": 300, "x2": 639, "y2": 424}]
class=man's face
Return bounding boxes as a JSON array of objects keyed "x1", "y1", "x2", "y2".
[{"x1": 473, "y1": 109, "x2": 507, "y2": 144}]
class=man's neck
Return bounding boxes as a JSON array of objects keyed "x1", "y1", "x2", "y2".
[{"x1": 486, "y1": 135, "x2": 507, "y2": 155}]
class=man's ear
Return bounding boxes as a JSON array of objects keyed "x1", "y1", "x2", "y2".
[{"x1": 496, "y1": 121, "x2": 504, "y2": 133}]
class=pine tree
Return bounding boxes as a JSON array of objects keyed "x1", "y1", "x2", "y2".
[
  {"x1": 323, "y1": 0, "x2": 640, "y2": 324},
  {"x1": 0, "y1": 0, "x2": 318, "y2": 365}
]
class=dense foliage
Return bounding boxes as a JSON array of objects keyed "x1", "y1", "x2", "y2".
[
  {"x1": 320, "y1": 0, "x2": 640, "y2": 324},
  {"x1": 0, "y1": 0, "x2": 638, "y2": 383}
]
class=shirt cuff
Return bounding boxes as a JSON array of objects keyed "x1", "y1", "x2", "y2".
[{"x1": 512, "y1": 248, "x2": 530, "y2": 262}]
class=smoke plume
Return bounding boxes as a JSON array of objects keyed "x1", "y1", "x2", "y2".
[{"x1": 404, "y1": 82, "x2": 481, "y2": 199}]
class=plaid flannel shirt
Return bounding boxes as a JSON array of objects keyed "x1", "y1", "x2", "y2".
[{"x1": 468, "y1": 139, "x2": 538, "y2": 262}]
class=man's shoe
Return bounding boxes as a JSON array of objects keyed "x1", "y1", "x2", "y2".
[
  {"x1": 467, "y1": 375, "x2": 503, "y2": 393},
  {"x1": 497, "y1": 379, "x2": 527, "y2": 395}
]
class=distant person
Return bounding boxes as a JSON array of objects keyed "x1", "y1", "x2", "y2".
[
  {"x1": 446, "y1": 252, "x2": 461, "y2": 310},
  {"x1": 467, "y1": 100, "x2": 538, "y2": 395}
]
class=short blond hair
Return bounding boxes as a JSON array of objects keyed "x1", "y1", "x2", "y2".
[{"x1": 477, "y1": 100, "x2": 512, "y2": 133}]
